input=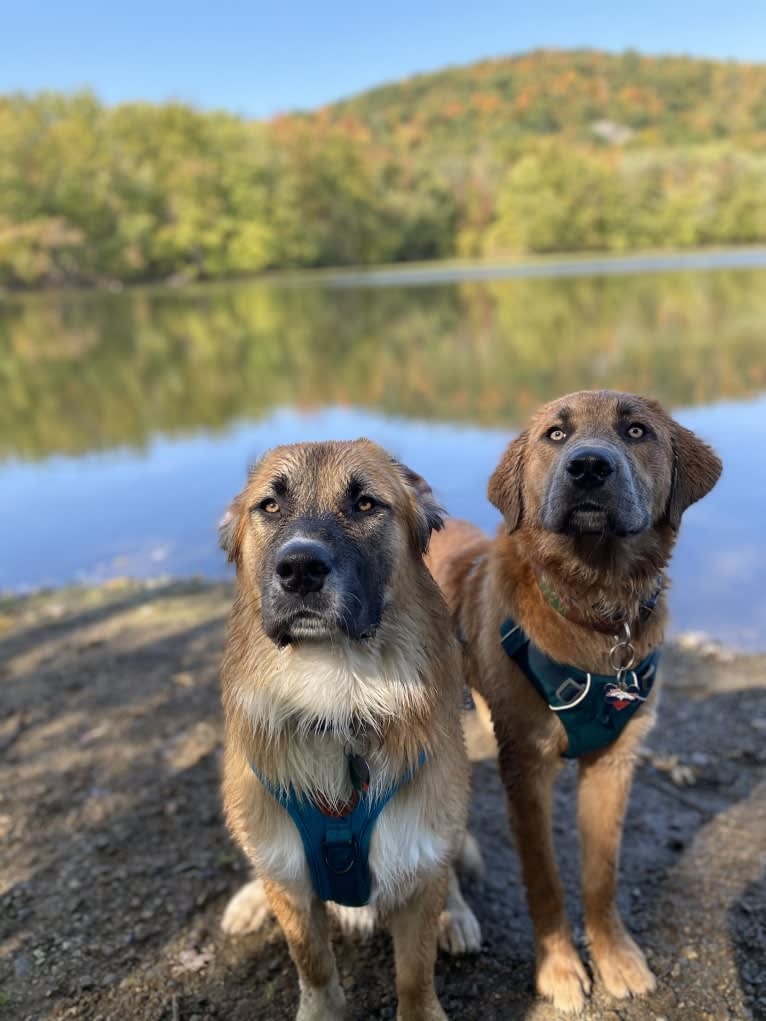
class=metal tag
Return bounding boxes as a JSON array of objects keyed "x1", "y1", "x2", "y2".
[{"x1": 348, "y1": 753, "x2": 370, "y2": 793}]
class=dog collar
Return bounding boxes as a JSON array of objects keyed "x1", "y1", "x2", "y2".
[
  {"x1": 499, "y1": 616, "x2": 660, "y2": 759},
  {"x1": 535, "y1": 569, "x2": 663, "y2": 636},
  {"x1": 251, "y1": 750, "x2": 427, "y2": 907}
]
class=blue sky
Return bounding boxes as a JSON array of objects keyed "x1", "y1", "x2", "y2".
[{"x1": 3, "y1": 1, "x2": 765, "y2": 118}]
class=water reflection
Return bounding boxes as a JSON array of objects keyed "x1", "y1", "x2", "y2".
[{"x1": 1, "y1": 268, "x2": 765, "y2": 461}]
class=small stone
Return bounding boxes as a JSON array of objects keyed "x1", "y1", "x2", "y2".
[{"x1": 14, "y1": 955, "x2": 33, "y2": 978}]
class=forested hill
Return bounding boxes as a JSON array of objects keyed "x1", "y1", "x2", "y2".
[
  {"x1": 323, "y1": 49, "x2": 766, "y2": 151},
  {"x1": 2, "y1": 49, "x2": 766, "y2": 288}
]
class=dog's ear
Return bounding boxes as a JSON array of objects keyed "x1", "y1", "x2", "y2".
[
  {"x1": 488, "y1": 431, "x2": 528, "y2": 532},
  {"x1": 664, "y1": 420, "x2": 722, "y2": 530},
  {"x1": 394, "y1": 461, "x2": 444, "y2": 554},
  {"x1": 219, "y1": 494, "x2": 246, "y2": 564}
]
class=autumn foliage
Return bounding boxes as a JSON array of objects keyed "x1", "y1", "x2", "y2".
[{"x1": 2, "y1": 49, "x2": 766, "y2": 286}]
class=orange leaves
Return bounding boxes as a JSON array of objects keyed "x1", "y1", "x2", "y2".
[{"x1": 471, "y1": 92, "x2": 502, "y2": 113}]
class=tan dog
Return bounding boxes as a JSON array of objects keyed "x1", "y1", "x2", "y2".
[
  {"x1": 427, "y1": 391, "x2": 722, "y2": 1013},
  {"x1": 219, "y1": 439, "x2": 480, "y2": 1021}
]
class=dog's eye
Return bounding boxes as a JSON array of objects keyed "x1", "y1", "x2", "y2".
[
  {"x1": 354, "y1": 496, "x2": 376, "y2": 514},
  {"x1": 626, "y1": 423, "x2": 646, "y2": 440},
  {"x1": 547, "y1": 427, "x2": 568, "y2": 442},
  {"x1": 260, "y1": 498, "x2": 281, "y2": 514}
]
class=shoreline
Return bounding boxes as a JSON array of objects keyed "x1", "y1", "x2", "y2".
[{"x1": 3, "y1": 244, "x2": 766, "y2": 299}]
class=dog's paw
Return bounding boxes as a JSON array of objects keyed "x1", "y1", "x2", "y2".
[
  {"x1": 438, "y1": 901, "x2": 482, "y2": 955},
  {"x1": 536, "y1": 939, "x2": 591, "y2": 1014},
  {"x1": 220, "y1": 878, "x2": 272, "y2": 935},
  {"x1": 297, "y1": 975, "x2": 346, "y2": 1021},
  {"x1": 590, "y1": 930, "x2": 656, "y2": 1000}
]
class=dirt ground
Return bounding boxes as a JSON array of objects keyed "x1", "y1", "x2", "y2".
[{"x1": 1, "y1": 579, "x2": 764, "y2": 1021}]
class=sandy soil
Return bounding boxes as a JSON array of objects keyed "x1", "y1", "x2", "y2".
[{"x1": 1, "y1": 579, "x2": 764, "y2": 1021}]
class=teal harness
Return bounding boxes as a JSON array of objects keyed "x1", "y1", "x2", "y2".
[
  {"x1": 500, "y1": 617, "x2": 660, "y2": 758},
  {"x1": 251, "y1": 751, "x2": 426, "y2": 907}
]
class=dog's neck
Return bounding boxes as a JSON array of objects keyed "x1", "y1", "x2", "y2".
[
  {"x1": 532, "y1": 561, "x2": 663, "y2": 636},
  {"x1": 496, "y1": 526, "x2": 672, "y2": 652},
  {"x1": 230, "y1": 631, "x2": 436, "y2": 802},
  {"x1": 531, "y1": 522, "x2": 668, "y2": 594}
]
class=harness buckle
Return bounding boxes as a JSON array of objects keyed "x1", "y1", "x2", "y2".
[
  {"x1": 549, "y1": 673, "x2": 592, "y2": 712},
  {"x1": 555, "y1": 676, "x2": 587, "y2": 704}
]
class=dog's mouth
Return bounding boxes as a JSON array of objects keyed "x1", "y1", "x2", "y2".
[
  {"x1": 270, "y1": 610, "x2": 377, "y2": 647},
  {"x1": 561, "y1": 501, "x2": 650, "y2": 538},
  {"x1": 271, "y1": 611, "x2": 336, "y2": 647},
  {"x1": 564, "y1": 502, "x2": 611, "y2": 535}
]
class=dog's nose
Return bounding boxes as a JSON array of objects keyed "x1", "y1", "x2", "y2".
[
  {"x1": 276, "y1": 542, "x2": 332, "y2": 595},
  {"x1": 565, "y1": 447, "x2": 616, "y2": 489}
]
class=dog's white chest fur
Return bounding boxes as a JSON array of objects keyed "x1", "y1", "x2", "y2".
[
  {"x1": 235, "y1": 640, "x2": 448, "y2": 907},
  {"x1": 233, "y1": 638, "x2": 430, "y2": 745}
]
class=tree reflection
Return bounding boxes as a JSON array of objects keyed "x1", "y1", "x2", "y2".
[{"x1": 1, "y1": 268, "x2": 765, "y2": 461}]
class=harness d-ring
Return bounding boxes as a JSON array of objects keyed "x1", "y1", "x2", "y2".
[
  {"x1": 322, "y1": 836, "x2": 358, "y2": 875},
  {"x1": 548, "y1": 673, "x2": 592, "y2": 711}
]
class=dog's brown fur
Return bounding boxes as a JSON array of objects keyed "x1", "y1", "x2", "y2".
[
  {"x1": 427, "y1": 391, "x2": 722, "y2": 1012},
  {"x1": 220, "y1": 439, "x2": 476, "y2": 1021}
]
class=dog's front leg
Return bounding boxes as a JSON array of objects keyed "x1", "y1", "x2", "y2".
[
  {"x1": 262, "y1": 877, "x2": 345, "y2": 1021},
  {"x1": 578, "y1": 735, "x2": 656, "y2": 1001},
  {"x1": 498, "y1": 738, "x2": 592, "y2": 1013},
  {"x1": 389, "y1": 867, "x2": 449, "y2": 1021}
]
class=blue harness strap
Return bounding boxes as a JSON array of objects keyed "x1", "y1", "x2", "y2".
[
  {"x1": 500, "y1": 617, "x2": 660, "y2": 759},
  {"x1": 251, "y1": 750, "x2": 427, "y2": 907}
]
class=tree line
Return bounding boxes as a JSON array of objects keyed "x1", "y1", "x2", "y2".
[{"x1": 1, "y1": 50, "x2": 766, "y2": 287}]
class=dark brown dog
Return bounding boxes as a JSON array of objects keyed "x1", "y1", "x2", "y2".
[{"x1": 427, "y1": 391, "x2": 722, "y2": 1013}]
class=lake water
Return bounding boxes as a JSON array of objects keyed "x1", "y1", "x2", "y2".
[{"x1": 1, "y1": 259, "x2": 765, "y2": 648}]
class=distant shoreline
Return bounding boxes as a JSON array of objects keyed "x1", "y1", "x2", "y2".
[
  {"x1": 3, "y1": 245, "x2": 766, "y2": 300},
  {"x1": 321, "y1": 246, "x2": 766, "y2": 289}
]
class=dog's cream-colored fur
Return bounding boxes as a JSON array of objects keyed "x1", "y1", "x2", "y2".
[{"x1": 220, "y1": 440, "x2": 482, "y2": 1021}]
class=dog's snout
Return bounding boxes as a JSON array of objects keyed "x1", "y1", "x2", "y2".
[
  {"x1": 565, "y1": 447, "x2": 616, "y2": 489},
  {"x1": 276, "y1": 542, "x2": 332, "y2": 595}
]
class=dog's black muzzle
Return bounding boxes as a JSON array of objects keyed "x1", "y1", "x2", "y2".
[
  {"x1": 541, "y1": 443, "x2": 651, "y2": 537},
  {"x1": 260, "y1": 518, "x2": 386, "y2": 646}
]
